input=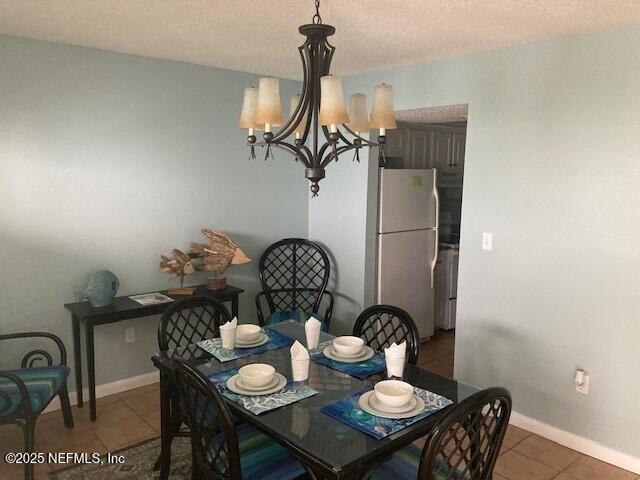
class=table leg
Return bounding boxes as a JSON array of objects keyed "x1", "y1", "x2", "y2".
[
  {"x1": 71, "y1": 315, "x2": 83, "y2": 407},
  {"x1": 85, "y1": 320, "x2": 97, "y2": 421},
  {"x1": 231, "y1": 295, "x2": 239, "y2": 318},
  {"x1": 158, "y1": 369, "x2": 172, "y2": 480}
]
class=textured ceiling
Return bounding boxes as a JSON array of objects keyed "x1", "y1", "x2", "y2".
[{"x1": 0, "y1": 1, "x2": 639, "y2": 79}]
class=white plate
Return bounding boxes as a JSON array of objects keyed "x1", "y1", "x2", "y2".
[
  {"x1": 226, "y1": 373, "x2": 287, "y2": 396},
  {"x1": 329, "y1": 345, "x2": 365, "y2": 358},
  {"x1": 369, "y1": 394, "x2": 418, "y2": 414},
  {"x1": 235, "y1": 374, "x2": 280, "y2": 392},
  {"x1": 234, "y1": 332, "x2": 269, "y2": 348},
  {"x1": 323, "y1": 345, "x2": 374, "y2": 363},
  {"x1": 358, "y1": 391, "x2": 426, "y2": 419}
]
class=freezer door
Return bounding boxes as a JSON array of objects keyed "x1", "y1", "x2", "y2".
[
  {"x1": 378, "y1": 168, "x2": 437, "y2": 233},
  {"x1": 376, "y1": 229, "x2": 436, "y2": 340}
]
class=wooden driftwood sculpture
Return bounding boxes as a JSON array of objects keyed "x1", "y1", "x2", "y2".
[
  {"x1": 159, "y1": 248, "x2": 195, "y2": 292},
  {"x1": 190, "y1": 228, "x2": 251, "y2": 290}
]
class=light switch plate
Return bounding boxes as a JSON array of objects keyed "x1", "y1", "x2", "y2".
[
  {"x1": 125, "y1": 327, "x2": 135, "y2": 343},
  {"x1": 482, "y1": 232, "x2": 493, "y2": 251},
  {"x1": 576, "y1": 373, "x2": 590, "y2": 395}
]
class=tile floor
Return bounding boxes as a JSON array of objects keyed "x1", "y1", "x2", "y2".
[{"x1": 0, "y1": 333, "x2": 636, "y2": 479}]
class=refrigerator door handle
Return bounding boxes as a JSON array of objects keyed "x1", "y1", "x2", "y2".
[{"x1": 430, "y1": 171, "x2": 439, "y2": 288}]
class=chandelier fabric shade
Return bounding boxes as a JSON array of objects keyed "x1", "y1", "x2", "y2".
[
  {"x1": 238, "y1": 87, "x2": 258, "y2": 129},
  {"x1": 319, "y1": 75, "x2": 350, "y2": 127},
  {"x1": 370, "y1": 83, "x2": 397, "y2": 130},
  {"x1": 237, "y1": 0, "x2": 396, "y2": 196},
  {"x1": 347, "y1": 93, "x2": 370, "y2": 134},
  {"x1": 255, "y1": 77, "x2": 284, "y2": 129}
]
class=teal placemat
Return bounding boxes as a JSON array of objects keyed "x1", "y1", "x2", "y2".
[
  {"x1": 321, "y1": 387, "x2": 453, "y2": 439},
  {"x1": 310, "y1": 341, "x2": 386, "y2": 379},
  {"x1": 197, "y1": 326, "x2": 294, "y2": 362},
  {"x1": 208, "y1": 367, "x2": 318, "y2": 415}
]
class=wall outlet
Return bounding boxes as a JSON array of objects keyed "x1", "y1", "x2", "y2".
[
  {"x1": 482, "y1": 232, "x2": 493, "y2": 251},
  {"x1": 575, "y1": 369, "x2": 589, "y2": 395},
  {"x1": 125, "y1": 327, "x2": 135, "y2": 343}
]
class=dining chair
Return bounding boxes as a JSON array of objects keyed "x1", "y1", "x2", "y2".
[
  {"x1": 353, "y1": 305, "x2": 421, "y2": 365},
  {"x1": 256, "y1": 238, "x2": 334, "y2": 331},
  {"x1": 0, "y1": 332, "x2": 74, "y2": 480},
  {"x1": 172, "y1": 357, "x2": 308, "y2": 480},
  {"x1": 155, "y1": 296, "x2": 231, "y2": 477},
  {"x1": 368, "y1": 387, "x2": 512, "y2": 480}
]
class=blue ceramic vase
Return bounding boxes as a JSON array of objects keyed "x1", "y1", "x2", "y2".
[{"x1": 84, "y1": 270, "x2": 120, "y2": 307}]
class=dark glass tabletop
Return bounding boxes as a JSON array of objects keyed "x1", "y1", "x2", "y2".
[{"x1": 152, "y1": 321, "x2": 477, "y2": 479}]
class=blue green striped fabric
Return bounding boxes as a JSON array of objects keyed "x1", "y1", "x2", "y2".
[
  {"x1": 0, "y1": 365, "x2": 70, "y2": 415},
  {"x1": 265, "y1": 310, "x2": 328, "y2": 332},
  {"x1": 371, "y1": 442, "x2": 470, "y2": 480},
  {"x1": 207, "y1": 423, "x2": 305, "y2": 480}
]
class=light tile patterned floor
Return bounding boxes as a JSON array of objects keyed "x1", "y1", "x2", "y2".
[{"x1": 0, "y1": 334, "x2": 637, "y2": 479}]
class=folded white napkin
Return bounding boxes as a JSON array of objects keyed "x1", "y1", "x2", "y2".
[
  {"x1": 290, "y1": 340, "x2": 310, "y2": 360},
  {"x1": 385, "y1": 341, "x2": 406, "y2": 378},
  {"x1": 384, "y1": 341, "x2": 406, "y2": 358},
  {"x1": 304, "y1": 316, "x2": 322, "y2": 349},
  {"x1": 220, "y1": 317, "x2": 238, "y2": 329}
]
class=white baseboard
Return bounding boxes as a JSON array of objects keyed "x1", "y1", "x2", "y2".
[
  {"x1": 510, "y1": 411, "x2": 640, "y2": 475},
  {"x1": 43, "y1": 370, "x2": 159, "y2": 414}
]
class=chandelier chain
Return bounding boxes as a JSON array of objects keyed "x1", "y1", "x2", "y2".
[{"x1": 313, "y1": 0, "x2": 322, "y2": 24}]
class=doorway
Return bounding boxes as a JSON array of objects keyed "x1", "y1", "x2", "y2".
[{"x1": 366, "y1": 104, "x2": 468, "y2": 378}]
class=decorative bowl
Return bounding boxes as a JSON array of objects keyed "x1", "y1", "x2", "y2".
[
  {"x1": 374, "y1": 380, "x2": 414, "y2": 408},
  {"x1": 333, "y1": 336, "x2": 365, "y2": 356},
  {"x1": 236, "y1": 324, "x2": 262, "y2": 343},
  {"x1": 238, "y1": 363, "x2": 276, "y2": 388}
]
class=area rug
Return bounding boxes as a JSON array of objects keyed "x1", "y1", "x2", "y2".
[{"x1": 49, "y1": 437, "x2": 192, "y2": 479}]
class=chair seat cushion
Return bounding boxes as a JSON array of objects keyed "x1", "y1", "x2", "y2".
[
  {"x1": 372, "y1": 442, "x2": 469, "y2": 480},
  {"x1": 208, "y1": 423, "x2": 305, "y2": 480},
  {"x1": 0, "y1": 365, "x2": 70, "y2": 415},
  {"x1": 265, "y1": 310, "x2": 327, "y2": 332}
]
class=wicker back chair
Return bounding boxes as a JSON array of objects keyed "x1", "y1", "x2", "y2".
[
  {"x1": 158, "y1": 296, "x2": 231, "y2": 354},
  {"x1": 353, "y1": 305, "x2": 421, "y2": 364},
  {"x1": 369, "y1": 387, "x2": 512, "y2": 480},
  {"x1": 419, "y1": 387, "x2": 512, "y2": 479},
  {"x1": 172, "y1": 358, "x2": 306, "y2": 480},
  {"x1": 256, "y1": 238, "x2": 334, "y2": 331},
  {"x1": 155, "y1": 296, "x2": 231, "y2": 477}
]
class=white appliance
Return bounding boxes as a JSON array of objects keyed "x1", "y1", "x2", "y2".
[
  {"x1": 435, "y1": 246, "x2": 459, "y2": 330},
  {"x1": 376, "y1": 168, "x2": 439, "y2": 340}
]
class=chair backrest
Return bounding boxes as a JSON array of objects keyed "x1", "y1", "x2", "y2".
[
  {"x1": 258, "y1": 238, "x2": 330, "y2": 314},
  {"x1": 352, "y1": 305, "x2": 421, "y2": 364},
  {"x1": 419, "y1": 387, "x2": 512, "y2": 480},
  {"x1": 173, "y1": 358, "x2": 242, "y2": 480},
  {"x1": 158, "y1": 296, "x2": 231, "y2": 353}
]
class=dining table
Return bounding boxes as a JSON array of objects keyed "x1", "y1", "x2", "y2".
[{"x1": 151, "y1": 320, "x2": 477, "y2": 480}]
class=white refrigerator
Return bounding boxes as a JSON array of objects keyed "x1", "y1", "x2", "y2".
[{"x1": 376, "y1": 168, "x2": 439, "y2": 340}]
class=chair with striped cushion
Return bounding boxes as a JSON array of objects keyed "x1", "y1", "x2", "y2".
[
  {"x1": 0, "y1": 332, "x2": 74, "y2": 480},
  {"x1": 155, "y1": 296, "x2": 232, "y2": 477},
  {"x1": 256, "y1": 238, "x2": 334, "y2": 332},
  {"x1": 172, "y1": 357, "x2": 308, "y2": 480},
  {"x1": 369, "y1": 388, "x2": 512, "y2": 480}
]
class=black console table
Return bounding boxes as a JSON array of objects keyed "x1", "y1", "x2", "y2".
[{"x1": 64, "y1": 284, "x2": 244, "y2": 421}]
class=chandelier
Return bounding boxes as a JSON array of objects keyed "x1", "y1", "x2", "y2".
[{"x1": 238, "y1": 0, "x2": 397, "y2": 196}]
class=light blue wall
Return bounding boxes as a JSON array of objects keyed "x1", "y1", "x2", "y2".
[
  {"x1": 314, "y1": 26, "x2": 640, "y2": 456},
  {"x1": 0, "y1": 35, "x2": 307, "y2": 387}
]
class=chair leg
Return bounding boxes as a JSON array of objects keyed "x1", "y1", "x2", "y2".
[
  {"x1": 156, "y1": 372, "x2": 175, "y2": 480},
  {"x1": 22, "y1": 419, "x2": 36, "y2": 480},
  {"x1": 59, "y1": 384, "x2": 74, "y2": 428}
]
